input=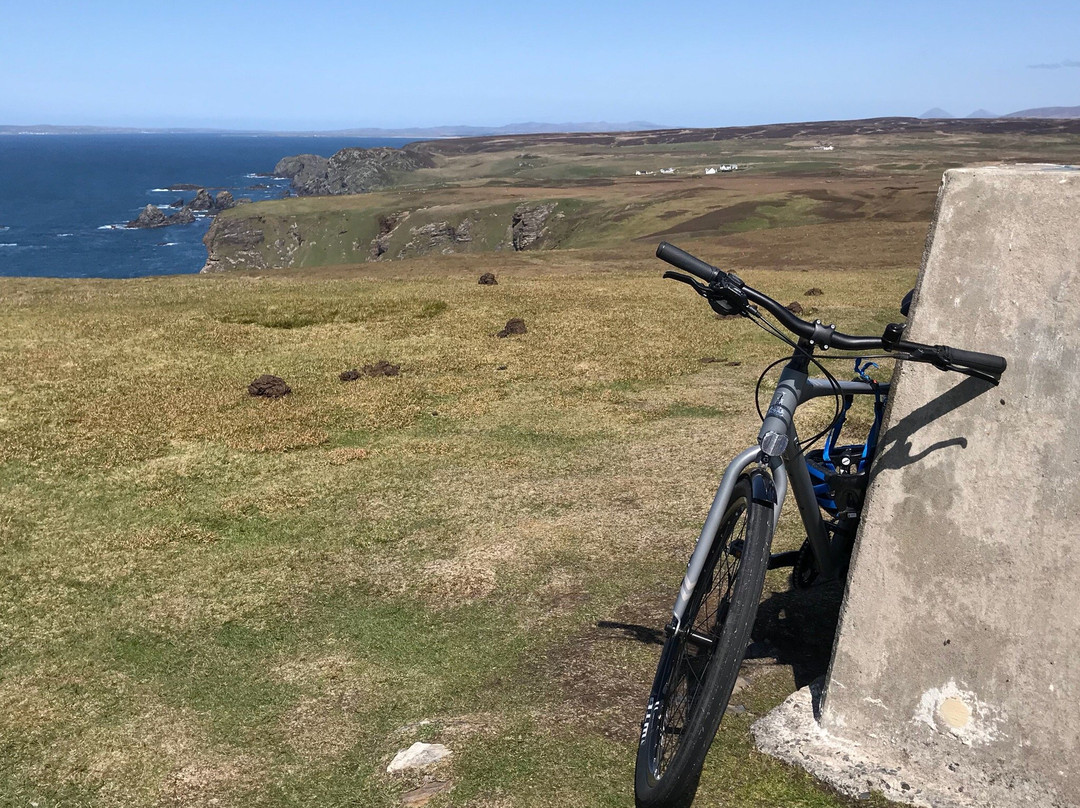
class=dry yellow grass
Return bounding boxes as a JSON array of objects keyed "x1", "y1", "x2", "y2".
[{"x1": 1, "y1": 201, "x2": 923, "y2": 808}]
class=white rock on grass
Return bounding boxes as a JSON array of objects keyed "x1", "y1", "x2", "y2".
[{"x1": 387, "y1": 742, "x2": 452, "y2": 773}]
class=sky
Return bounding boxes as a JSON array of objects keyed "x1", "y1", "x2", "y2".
[{"x1": 1, "y1": 0, "x2": 1077, "y2": 130}]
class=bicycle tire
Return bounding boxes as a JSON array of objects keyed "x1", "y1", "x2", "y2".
[{"x1": 635, "y1": 474, "x2": 774, "y2": 808}]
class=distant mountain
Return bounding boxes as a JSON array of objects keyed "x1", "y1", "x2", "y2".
[
  {"x1": 919, "y1": 108, "x2": 954, "y2": 119},
  {"x1": 1003, "y1": 106, "x2": 1080, "y2": 119},
  {"x1": 325, "y1": 121, "x2": 665, "y2": 137},
  {"x1": 966, "y1": 109, "x2": 998, "y2": 118},
  {"x1": 0, "y1": 121, "x2": 666, "y2": 137}
]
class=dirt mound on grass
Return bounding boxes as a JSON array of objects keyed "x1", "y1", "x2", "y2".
[
  {"x1": 496, "y1": 318, "x2": 526, "y2": 337},
  {"x1": 248, "y1": 375, "x2": 291, "y2": 397},
  {"x1": 362, "y1": 360, "x2": 400, "y2": 377}
]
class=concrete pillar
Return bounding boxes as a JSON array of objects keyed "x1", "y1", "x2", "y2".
[{"x1": 753, "y1": 165, "x2": 1080, "y2": 807}]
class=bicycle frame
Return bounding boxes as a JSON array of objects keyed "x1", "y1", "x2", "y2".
[{"x1": 670, "y1": 347, "x2": 890, "y2": 633}]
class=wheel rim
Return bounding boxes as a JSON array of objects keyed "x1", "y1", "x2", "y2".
[{"x1": 648, "y1": 497, "x2": 748, "y2": 779}]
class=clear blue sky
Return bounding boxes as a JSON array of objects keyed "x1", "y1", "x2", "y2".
[{"x1": 2, "y1": 0, "x2": 1077, "y2": 130}]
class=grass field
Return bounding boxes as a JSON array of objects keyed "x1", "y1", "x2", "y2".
[
  {"x1": 1, "y1": 244, "x2": 913, "y2": 808},
  {"x1": 3, "y1": 125, "x2": 1078, "y2": 807}
]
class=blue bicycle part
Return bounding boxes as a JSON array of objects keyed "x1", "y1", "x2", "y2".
[{"x1": 806, "y1": 359, "x2": 886, "y2": 515}]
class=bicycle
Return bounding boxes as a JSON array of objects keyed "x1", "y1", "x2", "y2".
[{"x1": 634, "y1": 242, "x2": 1007, "y2": 808}]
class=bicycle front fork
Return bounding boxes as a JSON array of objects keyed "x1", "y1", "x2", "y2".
[{"x1": 670, "y1": 450, "x2": 788, "y2": 632}]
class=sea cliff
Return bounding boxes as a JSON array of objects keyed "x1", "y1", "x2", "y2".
[{"x1": 201, "y1": 196, "x2": 564, "y2": 273}]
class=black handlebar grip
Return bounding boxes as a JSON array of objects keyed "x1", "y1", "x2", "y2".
[
  {"x1": 941, "y1": 346, "x2": 1007, "y2": 376},
  {"x1": 655, "y1": 242, "x2": 721, "y2": 284}
]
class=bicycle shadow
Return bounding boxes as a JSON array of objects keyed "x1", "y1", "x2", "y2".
[
  {"x1": 594, "y1": 620, "x2": 665, "y2": 646},
  {"x1": 747, "y1": 580, "x2": 847, "y2": 687},
  {"x1": 747, "y1": 375, "x2": 999, "y2": 686},
  {"x1": 871, "y1": 374, "x2": 995, "y2": 473},
  {"x1": 594, "y1": 595, "x2": 844, "y2": 691}
]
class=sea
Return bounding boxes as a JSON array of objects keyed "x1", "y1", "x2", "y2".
[{"x1": 0, "y1": 134, "x2": 415, "y2": 279}]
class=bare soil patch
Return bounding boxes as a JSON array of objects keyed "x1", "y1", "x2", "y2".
[{"x1": 540, "y1": 593, "x2": 670, "y2": 743}]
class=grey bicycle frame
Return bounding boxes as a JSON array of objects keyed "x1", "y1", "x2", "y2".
[{"x1": 670, "y1": 362, "x2": 887, "y2": 632}]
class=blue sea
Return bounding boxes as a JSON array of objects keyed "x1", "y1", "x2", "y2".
[{"x1": 0, "y1": 134, "x2": 415, "y2": 278}]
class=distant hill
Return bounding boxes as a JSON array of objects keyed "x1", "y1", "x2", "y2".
[
  {"x1": 0, "y1": 124, "x2": 181, "y2": 135},
  {"x1": 918, "y1": 105, "x2": 1080, "y2": 120},
  {"x1": 320, "y1": 122, "x2": 665, "y2": 137},
  {"x1": 424, "y1": 117, "x2": 1080, "y2": 156},
  {"x1": 1004, "y1": 106, "x2": 1080, "y2": 119},
  {"x1": 0, "y1": 121, "x2": 666, "y2": 137}
]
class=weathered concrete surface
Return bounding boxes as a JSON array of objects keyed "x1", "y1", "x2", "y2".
[{"x1": 754, "y1": 165, "x2": 1080, "y2": 807}]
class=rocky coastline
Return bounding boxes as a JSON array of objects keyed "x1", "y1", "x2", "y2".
[{"x1": 127, "y1": 189, "x2": 245, "y2": 229}]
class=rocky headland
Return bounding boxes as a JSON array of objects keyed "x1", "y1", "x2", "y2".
[{"x1": 273, "y1": 146, "x2": 435, "y2": 196}]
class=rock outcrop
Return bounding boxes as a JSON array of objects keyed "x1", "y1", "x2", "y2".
[
  {"x1": 188, "y1": 188, "x2": 215, "y2": 211},
  {"x1": 274, "y1": 146, "x2": 435, "y2": 196},
  {"x1": 129, "y1": 189, "x2": 238, "y2": 229},
  {"x1": 400, "y1": 219, "x2": 473, "y2": 255},
  {"x1": 370, "y1": 211, "x2": 410, "y2": 258},
  {"x1": 186, "y1": 188, "x2": 235, "y2": 213},
  {"x1": 272, "y1": 223, "x2": 305, "y2": 266},
  {"x1": 200, "y1": 217, "x2": 267, "y2": 272},
  {"x1": 128, "y1": 204, "x2": 196, "y2": 229},
  {"x1": 273, "y1": 154, "x2": 329, "y2": 194},
  {"x1": 170, "y1": 208, "x2": 196, "y2": 225},
  {"x1": 213, "y1": 191, "x2": 236, "y2": 212},
  {"x1": 202, "y1": 197, "x2": 571, "y2": 272},
  {"x1": 130, "y1": 204, "x2": 167, "y2": 228},
  {"x1": 510, "y1": 203, "x2": 556, "y2": 250}
]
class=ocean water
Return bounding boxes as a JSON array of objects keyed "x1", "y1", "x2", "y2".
[{"x1": 0, "y1": 134, "x2": 414, "y2": 279}]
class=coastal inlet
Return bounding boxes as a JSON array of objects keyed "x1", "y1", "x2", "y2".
[{"x1": 0, "y1": 134, "x2": 416, "y2": 278}]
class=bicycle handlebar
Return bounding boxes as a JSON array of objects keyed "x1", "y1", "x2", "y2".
[
  {"x1": 898, "y1": 342, "x2": 1008, "y2": 378},
  {"x1": 655, "y1": 241, "x2": 722, "y2": 283},
  {"x1": 656, "y1": 241, "x2": 1007, "y2": 382}
]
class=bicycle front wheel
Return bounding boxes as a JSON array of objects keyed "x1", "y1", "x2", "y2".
[{"x1": 635, "y1": 473, "x2": 774, "y2": 808}]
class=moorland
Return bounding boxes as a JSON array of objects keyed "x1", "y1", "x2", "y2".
[{"x1": 2, "y1": 118, "x2": 1078, "y2": 808}]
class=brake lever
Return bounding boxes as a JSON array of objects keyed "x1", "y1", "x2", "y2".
[
  {"x1": 939, "y1": 364, "x2": 1001, "y2": 386},
  {"x1": 663, "y1": 270, "x2": 750, "y2": 317},
  {"x1": 898, "y1": 348, "x2": 1001, "y2": 386},
  {"x1": 662, "y1": 270, "x2": 711, "y2": 296}
]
